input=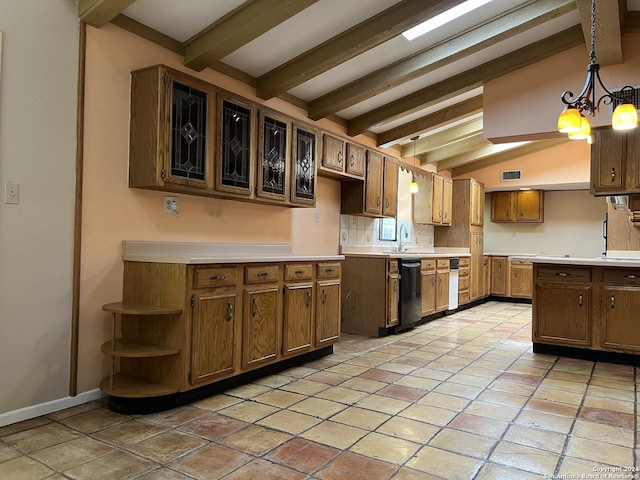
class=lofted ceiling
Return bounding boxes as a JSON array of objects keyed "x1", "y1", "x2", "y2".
[{"x1": 78, "y1": 0, "x2": 640, "y2": 176}]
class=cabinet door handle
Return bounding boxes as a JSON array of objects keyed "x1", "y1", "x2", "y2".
[
  {"x1": 611, "y1": 167, "x2": 616, "y2": 181},
  {"x1": 611, "y1": 294, "x2": 615, "y2": 309},
  {"x1": 210, "y1": 274, "x2": 225, "y2": 280},
  {"x1": 506, "y1": 209, "x2": 510, "y2": 217},
  {"x1": 338, "y1": 150, "x2": 343, "y2": 165},
  {"x1": 325, "y1": 268, "x2": 334, "y2": 273},
  {"x1": 578, "y1": 293, "x2": 583, "y2": 307},
  {"x1": 350, "y1": 155, "x2": 355, "y2": 167},
  {"x1": 252, "y1": 298, "x2": 258, "y2": 316},
  {"x1": 227, "y1": 302, "x2": 234, "y2": 321},
  {"x1": 624, "y1": 274, "x2": 638, "y2": 279},
  {"x1": 385, "y1": 198, "x2": 390, "y2": 209},
  {"x1": 322, "y1": 289, "x2": 327, "y2": 304},
  {"x1": 432, "y1": 276, "x2": 435, "y2": 285},
  {"x1": 306, "y1": 291, "x2": 311, "y2": 308},
  {"x1": 555, "y1": 272, "x2": 571, "y2": 277},
  {"x1": 514, "y1": 271, "x2": 517, "y2": 278},
  {"x1": 257, "y1": 272, "x2": 269, "y2": 278},
  {"x1": 377, "y1": 196, "x2": 381, "y2": 207},
  {"x1": 295, "y1": 270, "x2": 305, "y2": 275},
  {"x1": 520, "y1": 210, "x2": 524, "y2": 217}
]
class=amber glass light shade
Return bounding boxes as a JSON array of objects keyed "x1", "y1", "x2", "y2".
[
  {"x1": 557, "y1": 108, "x2": 582, "y2": 133},
  {"x1": 568, "y1": 115, "x2": 591, "y2": 140},
  {"x1": 611, "y1": 103, "x2": 638, "y2": 131},
  {"x1": 409, "y1": 179, "x2": 419, "y2": 194}
]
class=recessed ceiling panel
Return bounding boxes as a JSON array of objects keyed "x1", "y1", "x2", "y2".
[{"x1": 123, "y1": 0, "x2": 245, "y2": 42}]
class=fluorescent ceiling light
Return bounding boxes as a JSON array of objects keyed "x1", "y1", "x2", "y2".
[{"x1": 403, "y1": 0, "x2": 494, "y2": 41}]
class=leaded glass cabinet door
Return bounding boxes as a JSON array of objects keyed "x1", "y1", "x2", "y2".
[
  {"x1": 216, "y1": 95, "x2": 256, "y2": 197},
  {"x1": 291, "y1": 123, "x2": 317, "y2": 206},
  {"x1": 164, "y1": 73, "x2": 213, "y2": 189},
  {"x1": 257, "y1": 110, "x2": 290, "y2": 202}
]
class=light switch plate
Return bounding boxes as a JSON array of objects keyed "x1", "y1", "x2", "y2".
[{"x1": 3, "y1": 182, "x2": 19, "y2": 204}]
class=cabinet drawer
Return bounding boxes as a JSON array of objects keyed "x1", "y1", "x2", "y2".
[
  {"x1": 459, "y1": 267, "x2": 469, "y2": 278},
  {"x1": 194, "y1": 266, "x2": 237, "y2": 288},
  {"x1": 436, "y1": 259, "x2": 449, "y2": 270},
  {"x1": 284, "y1": 263, "x2": 313, "y2": 281},
  {"x1": 459, "y1": 290, "x2": 470, "y2": 305},
  {"x1": 459, "y1": 276, "x2": 470, "y2": 291},
  {"x1": 317, "y1": 262, "x2": 341, "y2": 279},
  {"x1": 421, "y1": 259, "x2": 436, "y2": 271},
  {"x1": 388, "y1": 260, "x2": 399, "y2": 274},
  {"x1": 245, "y1": 264, "x2": 279, "y2": 284},
  {"x1": 602, "y1": 269, "x2": 640, "y2": 285},
  {"x1": 537, "y1": 266, "x2": 591, "y2": 283},
  {"x1": 511, "y1": 260, "x2": 532, "y2": 266},
  {"x1": 459, "y1": 257, "x2": 470, "y2": 268}
]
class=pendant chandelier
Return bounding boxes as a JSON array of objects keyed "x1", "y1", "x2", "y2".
[
  {"x1": 557, "y1": 0, "x2": 638, "y2": 140},
  {"x1": 409, "y1": 136, "x2": 419, "y2": 194}
]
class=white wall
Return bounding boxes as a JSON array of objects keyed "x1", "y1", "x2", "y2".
[
  {"x1": 0, "y1": 1, "x2": 78, "y2": 413},
  {"x1": 484, "y1": 190, "x2": 607, "y2": 258}
]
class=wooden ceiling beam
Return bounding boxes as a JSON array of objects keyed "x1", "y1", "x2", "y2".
[
  {"x1": 576, "y1": 0, "x2": 622, "y2": 66},
  {"x1": 446, "y1": 139, "x2": 568, "y2": 176},
  {"x1": 183, "y1": 0, "x2": 318, "y2": 71},
  {"x1": 255, "y1": 0, "x2": 466, "y2": 100},
  {"x1": 377, "y1": 96, "x2": 483, "y2": 147},
  {"x1": 401, "y1": 117, "x2": 483, "y2": 157},
  {"x1": 347, "y1": 25, "x2": 584, "y2": 137},
  {"x1": 309, "y1": 0, "x2": 576, "y2": 120},
  {"x1": 78, "y1": 0, "x2": 135, "y2": 27}
]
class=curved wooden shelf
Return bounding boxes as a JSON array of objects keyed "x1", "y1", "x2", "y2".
[
  {"x1": 102, "y1": 302, "x2": 182, "y2": 316},
  {"x1": 100, "y1": 375, "x2": 178, "y2": 398},
  {"x1": 101, "y1": 339, "x2": 180, "y2": 358}
]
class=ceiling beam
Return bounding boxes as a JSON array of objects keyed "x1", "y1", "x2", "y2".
[
  {"x1": 183, "y1": 0, "x2": 318, "y2": 71},
  {"x1": 78, "y1": 0, "x2": 135, "y2": 27},
  {"x1": 377, "y1": 95, "x2": 483, "y2": 147},
  {"x1": 576, "y1": 0, "x2": 622, "y2": 66},
  {"x1": 308, "y1": 0, "x2": 576, "y2": 120},
  {"x1": 446, "y1": 139, "x2": 568, "y2": 176},
  {"x1": 401, "y1": 117, "x2": 483, "y2": 157},
  {"x1": 347, "y1": 25, "x2": 584, "y2": 137},
  {"x1": 424, "y1": 133, "x2": 490, "y2": 164},
  {"x1": 111, "y1": 14, "x2": 184, "y2": 54},
  {"x1": 255, "y1": 0, "x2": 466, "y2": 100}
]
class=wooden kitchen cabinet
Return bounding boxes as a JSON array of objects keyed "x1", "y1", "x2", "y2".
[
  {"x1": 341, "y1": 152, "x2": 397, "y2": 218},
  {"x1": 282, "y1": 264, "x2": 314, "y2": 357},
  {"x1": 319, "y1": 134, "x2": 365, "y2": 180},
  {"x1": 413, "y1": 172, "x2": 453, "y2": 226},
  {"x1": 434, "y1": 179, "x2": 484, "y2": 301},
  {"x1": 600, "y1": 268, "x2": 640, "y2": 353},
  {"x1": 421, "y1": 258, "x2": 436, "y2": 316},
  {"x1": 387, "y1": 260, "x2": 399, "y2": 327},
  {"x1": 590, "y1": 127, "x2": 640, "y2": 195},
  {"x1": 129, "y1": 65, "x2": 215, "y2": 193},
  {"x1": 321, "y1": 133, "x2": 345, "y2": 174},
  {"x1": 491, "y1": 190, "x2": 544, "y2": 223},
  {"x1": 256, "y1": 109, "x2": 289, "y2": 203},
  {"x1": 458, "y1": 257, "x2": 470, "y2": 306},
  {"x1": 483, "y1": 256, "x2": 490, "y2": 298},
  {"x1": 315, "y1": 262, "x2": 342, "y2": 347},
  {"x1": 490, "y1": 256, "x2": 508, "y2": 296},
  {"x1": 100, "y1": 303, "x2": 183, "y2": 398},
  {"x1": 290, "y1": 122, "x2": 318, "y2": 206},
  {"x1": 471, "y1": 179, "x2": 484, "y2": 226},
  {"x1": 509, "y1": 260, "x2": 533, "y2": 299},
  {"x1": 533, "y1": 265, "x2": 592, "y2": 347},
  {"x1": 435, "y1": 258, "x2": 450, "y2": 312},
  {"x1": 345, "y1": 142, "x2": 365, "y2": 177},
  {"x1": 110, "y1": 259, "x2": 340, "y2": 402}
]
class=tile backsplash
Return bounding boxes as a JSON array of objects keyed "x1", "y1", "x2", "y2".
[{"x1": 339, "y1": 215, "x2": 434, "y2": 249}]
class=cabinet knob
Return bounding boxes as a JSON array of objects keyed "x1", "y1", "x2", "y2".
[
  {"x1": 377, "y1": 196, "x2": 381, "y2": 207},
  {"x1": 338, "y1": 151, "x2": 343, "y2": 165},
  {"x1": 227, "y1": 302, "x2": 234, "y2": 321},
  {"x1": 611, "y1": 167, "x2": 616, "y2": 181},
  {"x1": 385, "y1": 198, "x2": 390, "y2": 209},
  {"x1": 210, "y1": 274, "x2": 225, "y2": 280},
  {"x1": 624, "y1": 274, "x2": 638, "y2": 279},
  {"x1": 252, "y1": 298, "x2": 258, "y2": 316},
  {"x1": 350, "y1": 155, "x2": 355, "y2": 167},
  {"x1": 578, "y1": 293, "x2": 583, "y2": 307},
  {"x1": 306, "y1": 291, "x2": 311, "y2": 308},
  {"x1": 555, "y1": 272, "x2": 571, "y2": 277},
  {"x1": 611, "y1": 294, "x2": 615, "y2": 309},
  {"x1": 322, "y1": 289, "x2": 327, "y2": 304},
  {"x1": 257, "y1": 272, "x2": 269, "y2": 278}
]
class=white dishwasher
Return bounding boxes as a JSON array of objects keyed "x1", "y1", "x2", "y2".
[{"x1": 448, "y1": 258, "x2": 459, "y2": 311}]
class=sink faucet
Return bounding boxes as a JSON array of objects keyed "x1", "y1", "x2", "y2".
[{"x1": 397, "y1": 224, "x2": 409, "y2": 252}]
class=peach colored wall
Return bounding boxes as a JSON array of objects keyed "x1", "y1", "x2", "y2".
[
  {"x1": 78, "y1": 24, "x2": 398, "y2": 393},
  {"x1": 456, "y1": 140, "x2": 590, "y2": 190},
  {"x1": 484, "y1": 33, "x2": 640, "y2": 142}
]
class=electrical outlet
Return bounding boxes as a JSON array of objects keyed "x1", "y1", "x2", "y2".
[
  {"x1": 163, "y1": 196, "x2": 179, "y2": 214},
  {"x1": 315, "y1": 210, "x2": 321, "y2": 222},
  {"x1": 3, "y1": 182, "x2": 19, "y2": 204}
]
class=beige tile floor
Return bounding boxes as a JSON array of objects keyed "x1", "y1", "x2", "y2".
[{"x1": 1, "y1": 301, "x2": 639, "y2": 479}]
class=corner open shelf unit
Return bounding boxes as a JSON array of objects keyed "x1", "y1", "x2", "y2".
[{"x1": 100, "y1": 302, "x2": 183, "y2": 398}]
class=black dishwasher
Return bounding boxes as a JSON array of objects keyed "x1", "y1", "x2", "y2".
[{"x1": 397, "y1": 259, "x2": 422, "y2": 333}]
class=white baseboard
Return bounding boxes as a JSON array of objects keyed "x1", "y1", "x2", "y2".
[{"x1": 0, "y1": 389, "x2": 104, "y2": 427}]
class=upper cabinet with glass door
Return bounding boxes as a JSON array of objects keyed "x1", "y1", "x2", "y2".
[
  {"x1": 216, "y1": 95, "x2": 256, "y2": 199},
  {"x1": 129, "y1": 65, "x2": 215, "y2": 192},
  {"x1": 257, "y1": 109, "x2": 290, "y2": 203},
  {"x1": 291, "y1": 123, "x2": 318, "y2": 206}
]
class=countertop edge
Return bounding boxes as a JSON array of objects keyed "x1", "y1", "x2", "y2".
[
  {"x1": 122, "y1": 254, "x2": 345, "y2": 264},
  {"x1": 510, "y1": 255, "x2": 640, "y2": 267}
]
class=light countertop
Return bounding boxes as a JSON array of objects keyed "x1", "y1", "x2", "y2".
[
  {"x1": 510, "y1": 255, "x2": 640, "y2": 268},
  {"x1": 339, "y1": 245, "x2": 470, "y2": 259},
  {"x1": 122, "y1": 241, "x2": 343, "y2": 264}
]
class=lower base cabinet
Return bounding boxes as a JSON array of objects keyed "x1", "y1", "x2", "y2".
[
  {"x1": 103, "y1": 259, "x2": 341, "y2": 398},
  {"x1": 435, "y1": 259, "x2": 450, "y2": 312},
  {"x1": 533, "y1": 264, "x2": 640, "y2": 356}
]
